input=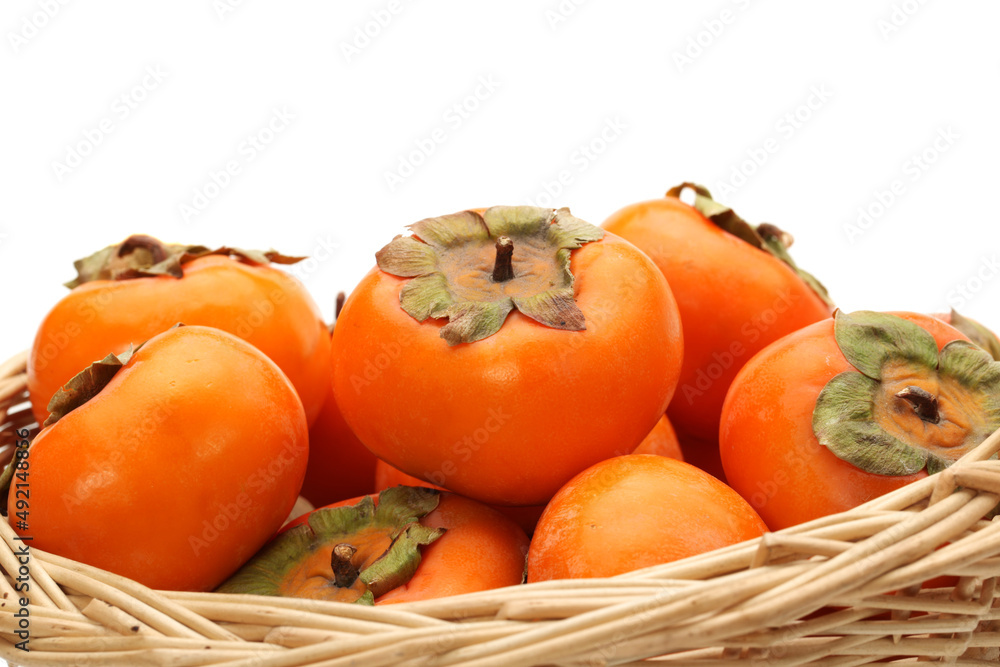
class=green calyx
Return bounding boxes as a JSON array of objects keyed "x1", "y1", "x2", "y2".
[
  {"x1": 813, "y1": 310, "x2": 1000, "y2": 476},
  {"x1": 215, "y1": 486, "x2": 445, "y2": 605},
  {"x1": 65, "y1": 235, "x2": 305, "y2": 289},
  {"x1": 375, "y1": 206, "x2": 605, "y2": 345},
  {"x1": 666, "y1": 182, "x2": 834, "y2": 310}
]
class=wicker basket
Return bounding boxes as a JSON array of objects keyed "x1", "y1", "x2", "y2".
[{"x1": 0, "y1": 350, "x2": 998, "y2": 666}]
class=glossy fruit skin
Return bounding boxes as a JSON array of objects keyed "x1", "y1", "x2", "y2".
[
  {"x1": 719, "y1": 312, "x2": 969, "y2": 530},
  {"x1": 29, "y1": 255, "x2": 331, "y2": 426},
  {"x1": 374, "y1": 459, "x2": 546, "y2": 536},
  {"x1": 527, "y1": 454, "x2": 767, "y2": 581},
  {"x1": 299, "y1": 374, "x2": 378, "y2": 507},
  {"x1": 13, "y1": 325, "x2": 308, "y2": 591},
  {"x1": 286, "y1": 491, "x2": 529, "y2": 604},
  {"x1": 632, "y1": 414, "x2": 683, "y2": 460},
  {"x1": 332, "y1": 232, "x2": 683, "y2": 506},
  {"x1": 602, "y1": 197, "x2": 832, "y2": 454}
]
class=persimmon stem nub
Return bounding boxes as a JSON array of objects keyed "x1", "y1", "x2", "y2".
[
  {"x1": 756, "y1": 223, "x2": 795, "y2": 249},
  {"x1": 331, "y1": 543, "x2": 360, "y2": 588},
  {"x1": 118, "y1": 234, "x2": 170, "y2": 264},
  {"x1": 896, "y1": 386, "x2": 940, "y2": 424},
  {"x1": 492, "y1": 236, "x2": 514, "y2": 283}
]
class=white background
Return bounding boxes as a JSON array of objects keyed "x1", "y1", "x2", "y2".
[{"x1": 1, "y1": 0, "x2": 998, "y2": 358}]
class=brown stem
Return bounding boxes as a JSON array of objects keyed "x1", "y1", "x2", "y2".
[
  {"x1": 492, "y1": 236, "x2": 514, "y2": 283},
  {"x1": 118, "y1": 235, "x2": 170, "y2": 263},
  {"x1": 756, "y1": 223, "x2": 795, "y2": 249},
  {"x1": 335, "y1": 291, "x2": 346, "y2": 320},
  {"x1": 896, "y1": 386, "x2": 940, "y2": 424},
  {"x1": 329, "y1": 291, "x2": 347, "y2": 334},
  {"x1": 110, "y1": 235, "x2": 171, "y2": 280},
  {"x1": 331, "y1": 543, "x2": 359, "y2": 588}
]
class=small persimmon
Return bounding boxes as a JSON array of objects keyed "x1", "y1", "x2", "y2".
[{"x1": 527, "y1": 454, "x2": 767, "y2": 581}]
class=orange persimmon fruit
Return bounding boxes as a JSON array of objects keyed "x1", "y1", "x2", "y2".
[
  {"x1": 8, "y1": 325, "x2": 308, "y2": 591},
  {"x1": 28, "y1": 237, "x2": 331, "y2": 426},
  {"x1": 219, "y1": 486, "x2": 529, "y2": 604},
  {"x1": 527, "y1": 454, "x2": 767, "y2": 581},
  {"x1": 332, "y1": 207, "x2": 683, "y2": 506},
  {"x1": 602, "y1": 184, "x2": 832, "y2": 479},
  {"x1": 720, "y1": 311, "x2": 999, "y2": 530}
]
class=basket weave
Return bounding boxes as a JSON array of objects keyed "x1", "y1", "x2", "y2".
[{"x1": 0, "y1": 351, "x2": 998, "y2": 666}]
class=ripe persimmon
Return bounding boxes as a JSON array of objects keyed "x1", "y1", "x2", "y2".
[
  {"x1": 602, "y1": 184, "x2": 832, "y2": 478},
  {"x1": 28, "y1": 237, "x2": 331, "y2": 426},
  {"x1": 220, "y1": 486, "x2": 529, "y2": 604},
  {"x1": 527, "y1": 454, "x2": 767, "y2": 581},
  {"x1": 8, "y1": 325, "x2": 308, "y2": 591},
  {"x1": 720, "y1": 311, "x2": 1000, "y2": 530},
  {"x1": 332, "y1": 207, "x2": 683, "y2": 505},
  {"x1": 300, "y1": 363, "x2": 378, "y2": 506}
]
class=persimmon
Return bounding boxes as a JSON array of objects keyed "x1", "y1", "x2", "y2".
[
  {"x1": 6, "y1": 325, "x2": 308, "y2": 591},
  {"x1": 332, "y1": 207, "x2": 683, "y2": 505},
  {"x1": 300, "y1": 368, "x2": 379, "y2": 507},
  {"x1": 632, "y1": 413, "x2": 683, "y2": 460},
  {"x1": 28, "y1": 237, "x2": 331, "y2": 426},
  {"x1": 374, "y1": 459, "x2": 546, "y2": 536},
  {"x1": 720, "y1": 310, "x2": 1000, "y2": 530},
  {"x1": 602, "y1": 184, "x2": 832, "y2": 478},
  {"x1": 527, "y1": 454, "x2": 767, "y2": 581},
  {"x1": 219, "y1": 486, "x2": 529, "y2": 604}
]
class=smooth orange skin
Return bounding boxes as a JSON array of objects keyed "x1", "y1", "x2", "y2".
[
  {"x1": 332, "y1": 232, "x2": 683, "y2": 506},
  {"x1": 299, "y1": 353, "x2": 378, "y2": 508},
  {"x1": 13, "y1": 326, "x2": 308, "y2": 591},
  {"x1": 286, "y1": 491, "x2": 530, "y2": 604},
  {"x1": 29, "y1": 255, "x2": 331, "y2": 426},
  {"x1": 374, "y1": 459, "x2": 545, "y2": 536},
  {"x1": 720, "y1": 312, "x2": 970, "y2": 531},
  {"x1": 527, "y1": 454, "x2": 767, "y2": 581},
  {"x1": 602, "y1": 197, "x2": 832, "y2": 449},
  {"x1": 632, "y1": 414, "x2": 683, "y2": 461}
]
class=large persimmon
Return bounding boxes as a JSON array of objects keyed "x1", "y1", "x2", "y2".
[
  {"x1": 6, "y1": 325, "x2": 308, "y2": 591},
  {"x1": 28, "y1": 237, "x2": 331, "y2": 426},
  {"x1": 720, "y1": 311, "x2": 1000, "y2": 530},
  {"x1": 602, "y1": 184, "x2": 833, "y2": 478},
  {"x1": 332, "y1": 207, "x2": 683, "y2": 506}
]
